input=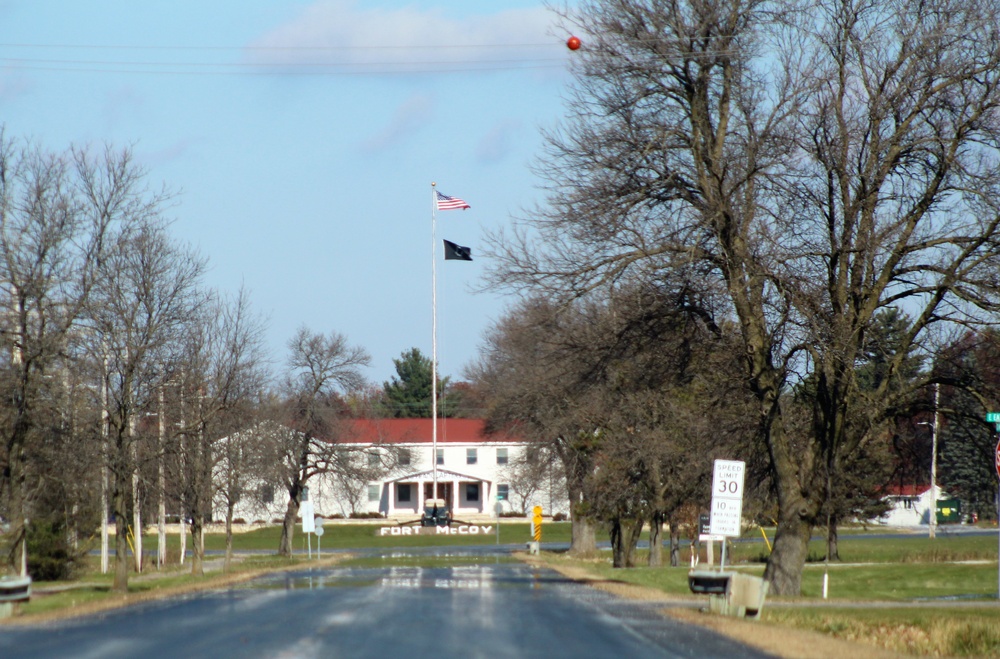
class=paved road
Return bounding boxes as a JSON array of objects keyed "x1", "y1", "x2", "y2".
[{"x1": 0, "y1": 561, "x2": 774, "y2": 658}]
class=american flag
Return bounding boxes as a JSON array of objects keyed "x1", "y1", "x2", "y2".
[{"x1": 436, "y1": 190, "x2": 470, "y2": 211}]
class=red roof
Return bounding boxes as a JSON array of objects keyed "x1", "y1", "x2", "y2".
[
  {"x1": 884, "y1": 484, "x2": 930, "y2": 497},
  {"x1": 339, "y1": 418, "x2": 525, "y2": 445}
]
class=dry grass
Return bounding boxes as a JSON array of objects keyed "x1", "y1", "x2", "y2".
[{"x1": 764, "y1": 609, "x2": 1000, "y2": 658}]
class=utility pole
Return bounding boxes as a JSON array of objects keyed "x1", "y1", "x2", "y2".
[
  {"x1": 918, "y1": 384, "x2": 940, "y2": 539},
  {"x1": 158, "y1": 386, "x2": 166, "y2": 568},
  {"x1": 930, "y1": 383, "x2": 939, "y2": 540}
]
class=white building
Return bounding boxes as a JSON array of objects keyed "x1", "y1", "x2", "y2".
[
  {"x1": 878, "y1": 484, "x2": 950, "y2": 527},
  {"x1": 221, "y1": 418, "x2": 568, "y2": 523}
]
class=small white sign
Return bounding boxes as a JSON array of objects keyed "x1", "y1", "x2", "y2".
[
  {"x1": 712, "y1": 460, "x2": 745, "y2": 498},
  {"x1": 709, "y1": 459, "x2": 745, "y2": 537},
  {"x1": 300, "y1": 500, "x2": 315, "y2": 533},
  {"x1": 709, "y1": 497, "x2": 742, "y2": 537}
]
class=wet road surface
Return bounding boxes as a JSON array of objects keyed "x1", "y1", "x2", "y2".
[{"x1": 0, "y1": 561, "x2": 775, "y2": 658}]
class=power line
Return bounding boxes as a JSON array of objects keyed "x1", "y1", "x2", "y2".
[
  {"x1": 0, "y1": 61, "x2": 565, "y2": 76},
  {"x1": 0, "y1": 41, "x2": 560, "y2": 52}
]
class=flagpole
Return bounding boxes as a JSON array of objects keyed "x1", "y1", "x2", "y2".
[{"x1": 431, "y1": 182, "x2": 439, "y2": 502}]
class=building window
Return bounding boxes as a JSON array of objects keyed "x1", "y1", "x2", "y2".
[
  {"x1": 367, "y1": 451, "x2": 380, "y2": 468},
  {"x1": 436, "y1": 448, "x2": 444, "y2": 465},
  {"x1": 467, "y1": 448, "x2": 478, "y2": 465},
  {"x1": 260, "y1": 484, "x2": 274, "y2": 504},
  {"x1": 466, "y1": 483, "x2": 480, "y2": 502},
  {"x1": 368, "y1": 484, "x2": 380, "y2": 502},
  {"x1": 398, "y1": 448, "x2": 411, "y2": 466},
  {"x1": 496, "y1": 448, "x2": 508, "y2": 465},
  {"x1": 497, "y1": 484, "x2": 509, "y2": 501},
  {"x1": 398, "y1": 483, "x2": 412, "y2": 503}
]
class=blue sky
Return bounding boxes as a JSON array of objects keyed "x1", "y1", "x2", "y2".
[{"x1": 0, "y1": 1, "x2": 579, "y2": 387}]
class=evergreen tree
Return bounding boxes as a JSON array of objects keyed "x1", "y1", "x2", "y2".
[
  {"x1": 935, "y1": 331, "x2": 1000, "y2": 521},
  {"x1": 380, "y1": 348, "x2": 450, "y2": 418}
]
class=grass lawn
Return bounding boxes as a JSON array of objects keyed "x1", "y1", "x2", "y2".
[
  {"x1": 727, "y1": 529, "x2": 997, "y2": 564},
  {"x1": 139, "y1": 520, "x2": 573, "y2": 555},
  {"x1": 528, "y1": 529, "x2": 1000, "y2": 658},
  {"x1": 544, "y1": 558, "x2": 999, "y2": 601}
]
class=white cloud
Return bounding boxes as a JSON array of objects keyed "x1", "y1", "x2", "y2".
[
  {"x1": 359, "y1": 92, "x2": 434, "y2": 152},
  {"x1": 245, "y1": 1, "x2": 562, "y2": 74},
  {"x1": 138, "y1": 138, "x2": 198, "y2": 169},
  {"x1": 0, "y1": 72, "x2": 33, "y2": 103},
  {"x1": 101, "y1": 84, "x2": 145, "y2": 130},
  {"x1": 475, "y1": 118, "x2": 523, "y2": 163}
]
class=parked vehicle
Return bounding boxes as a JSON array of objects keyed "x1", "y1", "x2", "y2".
[{"x1": 421, "y1": 499, "x2": 451, "y2": 527}]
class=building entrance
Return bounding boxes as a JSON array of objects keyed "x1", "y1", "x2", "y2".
[{"x1": 423, "y1": 482, "x2": 453, "y2": 508}]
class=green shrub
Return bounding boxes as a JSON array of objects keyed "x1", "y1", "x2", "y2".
[{"x1": 26, "y1": 519, "x2": 87, "y2": 581}]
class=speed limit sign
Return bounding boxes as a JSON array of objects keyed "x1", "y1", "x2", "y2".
[{"x1": 710, "y1": 459, "x2": 745, "y2": 537}]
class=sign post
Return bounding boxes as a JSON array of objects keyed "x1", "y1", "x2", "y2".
[
  {"x1": 300, "y1": 490, "x2": 314, "y2": 560},
  {"x1": 532, "y1": 506, "x2": 543, "y2": 542},
  {"x1": 986, "y1": 413, "x2": 1000, "y2": 600},
  {"x1": 710, "y1": 459, "x2": 746, "y2": 571},
  {"x1": 314, "y1": 516, "x2": 324, "y2": 558}
]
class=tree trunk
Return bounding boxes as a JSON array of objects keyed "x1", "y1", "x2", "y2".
[
  {"x1": 190, "y1": 514, "x2": 203, "y2": 577},
  {"x1": 763, "y1": 498, "x2": 813, "y2": 596},
  {"x1": 568, "y1": 514, "x2": 597, "y2": 557},
  {"x1": 225, "y1": 502, "x2": 235, "y2": 573},
  {"x1": 278, "y1": 488, "x2": 301, "y2": 557},
  {"x1": 112, "y1": 473, "x2": 130, "y2": 593},
  {"x1": 179, "y1": 512, "x2": 187, "y2": 565},
  {"x1": 625, "y1": 519, "x2": 643, "y2": 567},
  {"x1": 669, "y1": 521, "x2": 681, "y2": 567},
  {"x1": 827, "y1": 515, "x2": 840, "y2": 562},
  {"x1": 566, "y1": 479, "x2": 597, "y2": 557},
  {"x1": 760, "y1": 393, "x2": 818, "y2": 596},
  {"x1": 647, "y1": 513, "x2": 663, "y2": 567},
  {"x1": 610, "y1": 518, "x2": 643, "y2": 568},
  {"x1": 5, "y1": 446, "x2": 27, "y2": 575}
]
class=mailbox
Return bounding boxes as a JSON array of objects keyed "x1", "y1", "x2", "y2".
[
  {"x1": 688, "y1": 570, "x2": 768, "y2": 619},
  {"x1": 0, "y1": 576, "x2": 31, "y2": 619}
]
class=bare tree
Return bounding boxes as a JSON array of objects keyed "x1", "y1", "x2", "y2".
[
  {"x1": 180, "y1": 288, "x2": 269, "y2": 575},
  {"x1": 469, "y1": 297, "x2": 602, "y2": 557},
  {"x1": 499, "y1": 447, "x2": 555, "y2": 515},
  {"x1": 486, "y1": 0, "x2": 1000, "y2": 594},
  {"x1": 0, "y1": 136, "x2": 153, "y2": 575},
  {"x1": 214, "y1": 420, "x2": 271, "y2": 571},
  {"x1": 273, "y1": 327, "x2": 370, "y2": 557},
  {"x1": 88, "y1": 220, "x2": 207, "y2": 593}
]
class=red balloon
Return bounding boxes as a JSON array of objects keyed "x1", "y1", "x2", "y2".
[{"x1": 567, "y1": 36, "x2": 582, "y2": 51}]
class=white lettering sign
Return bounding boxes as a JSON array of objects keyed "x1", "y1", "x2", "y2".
[
  {"x1": 378, "y1": 525, "x2": 493, "y2": 536},
  {"x1": 709, "y1": 459, "x2": 745, "y2": 537}
]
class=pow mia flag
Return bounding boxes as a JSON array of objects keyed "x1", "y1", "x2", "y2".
[{"x1": 443, "y1": 239, "x2": 472, "y2": 261}]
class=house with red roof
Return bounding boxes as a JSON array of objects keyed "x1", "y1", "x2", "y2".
[{"x1": 879, "y1": 484, "x2": 951, "y2": 527}]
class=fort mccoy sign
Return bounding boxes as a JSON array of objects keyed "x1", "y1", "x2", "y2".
[{"x1": 378, "y1": 525, "x2": 494, "y2": 537}]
